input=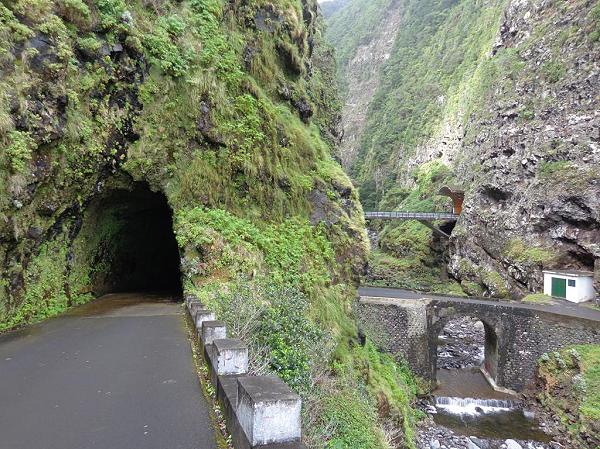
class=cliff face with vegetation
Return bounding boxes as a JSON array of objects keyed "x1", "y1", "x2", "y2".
[
  {"x1": 0, "y1": 1, "x2": 420, "y2": 447},
  {"x1": 531, "y1": 345, "x2": 600, "y2": 448},
  {"x1": 327, "y1": 0, "x2": 600, "y2": 298}
]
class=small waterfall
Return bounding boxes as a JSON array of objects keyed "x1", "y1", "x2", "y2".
[{"x1": 435, "y1": 396, "x2": 521, "y2": 415}]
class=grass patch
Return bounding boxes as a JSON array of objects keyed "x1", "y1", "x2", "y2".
[
  {"x1": 522, "y1": 293, "x2": 553, "y2": 304},
  {"x1": 504, "y1": 238, "x2": 556, "y2": 266}
]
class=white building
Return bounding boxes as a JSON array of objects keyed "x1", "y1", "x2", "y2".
[{"x1": 543, "y1": 270, "x2": 595, "y2": 303}]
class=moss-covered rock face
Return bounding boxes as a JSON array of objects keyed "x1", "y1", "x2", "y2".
[
  {"x1": 0, "y1": 2, "x2": 431, "y2": 446},
  {"x1": 327, "y1": 0, "x2": 600, "y2": 298},
  {"x1": 0, "y1": 0, "x2": 366, "y2": 325},
  {"x1": 534, "y1": 345, "x2": 600, "y2": 448}
]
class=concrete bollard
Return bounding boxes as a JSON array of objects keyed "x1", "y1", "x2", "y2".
[
  {"x1": 201, "y1": 320, "x2": 227, "y2": 345},
  {"x1": 188, "y1": 301, "x2": 204, "y2": 317},
  {"x1": 185, "y1": 294, "x2": 200, "y2": 308},
  {"x1": 195, "y1": 309, "x2": 216, "y2": 330},
  {"x1": 236, "y1": 376, "x2": 301, "y2": 446},
  {"x1": 212, "y1": 338, "x2": 248, "y2": 376}
]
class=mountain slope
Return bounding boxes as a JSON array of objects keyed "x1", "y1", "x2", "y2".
[{"x1": 327, "y1": 0, "x2": 600, "y2": 298}]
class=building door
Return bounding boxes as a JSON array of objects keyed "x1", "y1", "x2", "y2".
[{"x1": 551, "y1": 277, "x2": 567, "y2": 298}]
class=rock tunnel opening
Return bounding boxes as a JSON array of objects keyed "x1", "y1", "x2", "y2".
[
  {"x1": 435, "y1": 317, "x2": 499, "y2": 391},
  {"x1": 78, "y1": 182, "x2": 182, "y2": 297}
]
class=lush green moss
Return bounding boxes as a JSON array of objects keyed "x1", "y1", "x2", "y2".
[
  {"x1": 538, "y1": 160, "x2": 574, "y2": 177},
  {"x1": 591, "y1": 0, "x2": 600, "y2": 41},
  {"x1": 504, "y1": 238, "x2": 557, "y2": 265},
  {"x1": 537, "y1": 345, "x2": 600, "y2": 446},
  {"x1": 522, "y1": 293, "x2": 553, "y2": 304},
  {"x1": 5, "y1": 131, "x2": 36, "y2": 174},
  {"x1": 0, "y1": 236, "x2": 92, "y2": 332}
]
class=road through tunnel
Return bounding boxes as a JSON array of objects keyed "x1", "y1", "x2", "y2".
[{"x1": 75, "y1": 182, "x2": 182, "y2": 297}]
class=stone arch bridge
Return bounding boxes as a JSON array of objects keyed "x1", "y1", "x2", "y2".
[{"x1": 357, "y1": 287, "x2": 600, "y2": 392}]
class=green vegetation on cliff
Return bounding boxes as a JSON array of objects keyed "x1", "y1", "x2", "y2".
[
  {"x1": 327, "y1": 0, "x2": 600, "y2": 300},
  {"x1": 0, "y1": 0, "x2": 419, "y2": 446},
  {"x1": 537, "y1": 345, "x2": 600, "y2": 448}
]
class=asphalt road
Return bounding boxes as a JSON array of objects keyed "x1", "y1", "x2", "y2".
[
  {"x1": 0, "y1": 293, "x2": 217, "y2": 449},
  {"x1": 359, "y1": 286, "x2": 600, "y2": 321}
]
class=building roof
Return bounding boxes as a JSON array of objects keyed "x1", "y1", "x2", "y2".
[{"x1": 543, "y1": 269, "x2": 594, "y2": 277}]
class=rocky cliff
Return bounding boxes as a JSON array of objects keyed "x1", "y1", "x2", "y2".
[
  {"x1": 0, "y1": 0, "x2": 365, "y2": 325},
  {"x1": 0, "y1": 1, "x2": 426, "y2": 447},
  {"x1": 327, "y1": 0, "x2": 600, "y2": 298}
]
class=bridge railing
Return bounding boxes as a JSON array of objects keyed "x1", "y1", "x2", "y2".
[{"x1": 364, "y1": 211, "x2": 459, "y2": 221}]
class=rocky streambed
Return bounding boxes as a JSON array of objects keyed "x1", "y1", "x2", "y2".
[
  {"x1": 416, "y1": 422, "x2": 556, "y2": 449},
  {"x1": 437, "y1": 317, "x2": 485, "y2": 369},
  {"x1": 416, "y1": 318, "x2": 559, "y2": 449}
]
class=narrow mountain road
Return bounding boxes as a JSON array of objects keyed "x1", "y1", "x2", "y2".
[
  {"x1": 0, "y1": 293, "x2": 217, "y2": 449},
  {"x1": 359, "y1": 286, "x2": 600, "y2": 321}
]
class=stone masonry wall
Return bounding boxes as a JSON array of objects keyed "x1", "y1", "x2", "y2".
[
  {"x1": 357, "y1": 297, "x2": 430, "y2": 378},
  {"x1": 358, "y1": 297, "x2": 600, "y2": 391}
]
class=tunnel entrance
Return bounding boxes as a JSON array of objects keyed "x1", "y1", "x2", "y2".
[{"x1": 77, "y1": 182, "x2": 182, "y2": 297}]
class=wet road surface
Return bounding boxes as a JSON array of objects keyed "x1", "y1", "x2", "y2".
[{"x1": 0, "y1": 293, "x2": 217, "y2": 449}]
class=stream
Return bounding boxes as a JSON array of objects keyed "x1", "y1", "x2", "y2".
[{"x1": 415, "y1": 318, "x2": 557, "y2": 449}]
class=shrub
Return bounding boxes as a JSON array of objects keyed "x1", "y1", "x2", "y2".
[
  {"x1": 542, "y1": 60, "x2": 566, "y2": 83},
  {"x1": 144, "y1": 24, "x2": 191, "y2": 77},
  {"x1": 57, "y1": 0, "x2": 91, "y2": 27},
  {"x1": 256, "y1": 285, "x2": 324, "y2": 391},
  {"x1": 5, "y1": 130, "x2": 36, "y2": 173}
]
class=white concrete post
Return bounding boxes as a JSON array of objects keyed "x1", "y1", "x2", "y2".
[
  {"x1": 188, "y1": 301, "x2": 204, "y2": 317},
  {"x1": 194, "y1": 309, "x2": 216, "y2": 330},
  {"x1": 185, "y1": 294, "x2": 200, "y2": 308},
  {"x1": 201, "y1": 320, "x2": 227, "y2": 345},
  {"x1": 236, "y1": 376, "x2": 301, "y2": 446},
  {"x1": 212, "y1": 338, "x2": 248, "y2": 375}
]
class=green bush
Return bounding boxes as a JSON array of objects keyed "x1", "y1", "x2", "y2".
[
  {"x1": 94, "y1": 0, "x2": 126, "y2": 31},
  {"x1": 57, "y1": 0, "x2": 91, "y2": 27},
  {"x1": 256, "y1": 286, "x2": 323, "y2": 390},
  {"x1": 542, "y1": 60, "x2": 566, "y2": 83},
  {"x1": 322, "y1": 390, "x2": 386, "y2": 449},
  {"x1": 5, "y1": 130, "x2": 36, "y2": 173}
]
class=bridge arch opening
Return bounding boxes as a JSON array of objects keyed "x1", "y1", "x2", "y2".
[
  {"x1": 434, "y1": 316, "x2": 498, "y2": 385},
  {"x1": 74, "y1": 181, "x2": 182, "y2": 297}
]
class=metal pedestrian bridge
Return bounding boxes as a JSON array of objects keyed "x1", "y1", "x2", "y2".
[{"x1": 364, "y1": 211, "x2": 459, "y2": 221}]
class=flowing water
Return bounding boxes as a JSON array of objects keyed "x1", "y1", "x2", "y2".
[{"x1": 432, "y1": 369, "x2": 551, "y2": 442}]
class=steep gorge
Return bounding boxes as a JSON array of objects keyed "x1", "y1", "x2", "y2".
[{"x1": 327, "y1": 0, "x2": 600, "y2": 298}]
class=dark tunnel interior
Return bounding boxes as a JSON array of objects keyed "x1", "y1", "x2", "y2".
[{"x1": 84, "y1": 183, "x2": 182, "y2": 297}]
